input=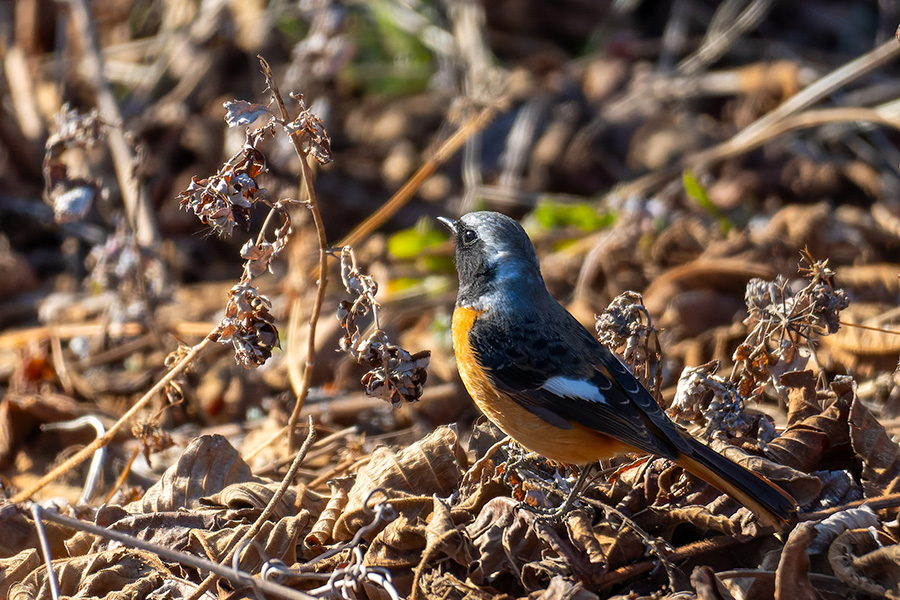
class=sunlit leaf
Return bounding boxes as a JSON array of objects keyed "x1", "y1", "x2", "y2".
[
  {"x1": 532, "y1": 199, "x2": 614, "y2": 232},
  {"x1": 683, "y1": 170, "x2": 733, "y2": 234}
]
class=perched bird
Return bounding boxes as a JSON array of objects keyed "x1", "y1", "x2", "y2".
[{"x1": 439, "y1": 211, "x2": 796, "y2": 529}]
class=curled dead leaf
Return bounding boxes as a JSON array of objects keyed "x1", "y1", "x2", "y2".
[
  {"x1": 809, "y1": 505, "x2": 879, "y2": 554},
  {"x1": 365, "y1": 512, "x2": 427, "y2": 598},
  {"x1": 187, "y1": 513, "x2": 308, "y2": 574},
  {"x1": 850, "y1": 397, "x2": 900, "y2": 511},
  {"x1": 201, "y1": 481, "x2": 298, "y2": 520},
  {"x1": 333, "y1": 425, "x2": 467, "y2": 541},
  {"x1": 9, "y1": 547, "x2": 170, "y2": 600},
  {"x1": 128, "y1": 434, "x2": 256, "y2": 514},
  {"x1": 774, "y1": 520, "x2": 818, "y2": 600},
  {"x1": 0, "y1": 549, "x2": 41, "y2": 600},
  {"x1": 423, "y1": 495, "x2": 471, "y2": 566},
  {"x1": 306, "y1": 478, "x2": 351, "y2": 550},
  {"x1": 466, "y1": 496, "x2": 541, "y2": 587},
  {"x1": 565, "y1": 510, "x2": 607, "y2": 568},
  {"x1": 766, "y1": 371, "x2": 851, "y2": 473},
  {"x1": 641, "y1": 505, "x2": 741, "y2": 537},
  {"x1": 692, "y1": 565, "x2": 737, "y2": 600},
  {"x1": 709, "y1": 438, "x2": 823, "y2": 506},
  {"x1": 828, "y1": 528, "x2": 900, "y2": 599}
]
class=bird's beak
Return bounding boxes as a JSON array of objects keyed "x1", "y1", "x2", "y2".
[{"x1": 437, "y1": 216, "x2": 456, "y2": 234}]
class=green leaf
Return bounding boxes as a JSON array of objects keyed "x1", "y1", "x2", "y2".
[
  {"x1": 532, "y1": 199, "x2": 614, "y2": 232},
  {"x1": 683, "y1": 170, "x2": 733, "y2": 234},
  {"x1": 387, "y1": 220, "x2": 445, "y2": 259}
]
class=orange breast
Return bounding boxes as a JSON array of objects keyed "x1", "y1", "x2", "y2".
[{"x1": 452, "y1": 306, "x2": 630, "y2": 465}]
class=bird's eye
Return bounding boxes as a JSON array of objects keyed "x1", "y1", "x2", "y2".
[{"x1": 462, "y1": 228, "x2": 478, "y2": 245}]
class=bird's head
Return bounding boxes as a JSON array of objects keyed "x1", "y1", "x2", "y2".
[{"x1": 439, "y1": 211, "x2": 544, "y2": 308}]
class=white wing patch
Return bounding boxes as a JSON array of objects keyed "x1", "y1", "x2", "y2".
[{"x1": 542, "y1": 376, "x2": 607, "y2": 404}]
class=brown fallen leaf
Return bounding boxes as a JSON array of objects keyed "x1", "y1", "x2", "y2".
[
  {"x1": 774, "y1": 520, "x2": 818, "y2": 600},
  {"x1": 366, "y1": 512, "x2": 427, "y2": 598},
  {"x1": 465, "y1": 496, "x2": 542, "y2": 588},
  {"x1": 201, "y1": 480, "x2": 301, "y2": 519},
  {"x1": 0, "y1": 549, "x2": 41, "y2": 600},
  {"x1": 333, "y1": 425, "x2": 467, "y2": 541},
  {"x1": 187, "y1": 513, "x2": 308, "y2": 574},
  {"x1": 828, "y1": 528, "x2": 900, "y2": 599},
  {"x1": 766, "y1": 373, "x2": 852, "y2": 473},
  {"x1": 849, "y1": 397, "x2": 900, "y2": 513},
  {"x1": 709, "y1": 438, "x2": 823, "y2": 506},
  {"x1": 128, "y1": 434, "x2": 256, "y2": 514},
  {"x1": 9, "y1": 547, "x2": 171, "y2": 600},
  {"x1": 305, "y1": 477, "x2": 351, "y2": 551},
  {"x1": 692, "y1": 565, "x2": 737, "y2": 600}
]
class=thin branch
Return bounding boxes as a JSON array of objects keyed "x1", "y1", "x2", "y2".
[
  {"x1": 255, "y1": 57, "x2": 332, "y2": 453},
  {"x1": 186, "y1": 416, "x2": 317, "y2": 600},
  {"x1": 337, "y1": 102, "x2": 504, "y2": 250},
  {"x1": 33, "y1": 506, "x2": 315, "y2": 600},
  {"x1": 10, "y1": 330, "x2": 218, "y2": 503}
]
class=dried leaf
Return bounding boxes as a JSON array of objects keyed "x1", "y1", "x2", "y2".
[
  {"x1": 465, "y1": 496, "x2": 541, "y2": 586},
  {"x1": 828, "y1": 528, "x2": 900, "y2": 599},
  {"x1": 774, "y1": 521, "x2": 818, "y2": 600},
  {"x1": 0, "y1": 549, "x2": 41, "y2": 600},
  {"x1": 849, "y1": 397, "x2": 900, "y2": 509},
  {"x1": 306, "y1": 478, "x2": 351, "y2": 550},
  {"x1": 564, "y1": 510, "x2": 607, "y2": 568},
  {"x1": 9, "y1": 547, "x2": 170, "y2": 600},
  {"x1": 364, "y1": 512, "x2": 426, "y2": 595},
  {"x1": 91, "y1": 511, "x2": 218, "y2": 555},
  {"x1": 692, "y1": 565, "x2": 737, "y2": 600},
  {"x1": 809, "y1": 505, "x2": 879, "y2": 554},
  {"x1": 780, "y1": 370, "x2": 820, "y2": 426},
  {"x1": 128, "y1": 434, "x2": 256, "y2": 513},
  {"x1": 709, "y1": 438, "x2": 823, "y2": 505},
  {"x1": 531, "y1": 575, "x2": 599, "y2": 600},
  {"x1": 423, "y1": 495, "x2": 470, "y2": 565},
  {"x1": 187, "y1": 514, "x2": 308, "y2": 572},
  {"x1": 641, "y1": 505, "x2": 740, "y2": 537},
  {"x1": 223, "y1": 100, "x2": 274, "y2": 127},
  {"x1": 201, "y1": 481, "x2": 298, "y2": 520},
  {"x1": 334, "y1": 426, "x2": 466, "y2": 540},
  {"x1": 766, "y1": 372, "x2": 851, "y2": 472}
]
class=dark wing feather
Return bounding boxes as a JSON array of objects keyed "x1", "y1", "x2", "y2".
[{"x1": 470, "y1": 309, "x2": 685, "y2": 458}]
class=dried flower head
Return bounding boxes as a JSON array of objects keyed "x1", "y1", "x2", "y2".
[
  {"x1": 595, "y1": 291, "x2": 662, "y2": 394},
  {"x1": 214, "y1": 280, "x2": 280, "y2": 368},
  {"x1": 177, "y1": 128, "x2": 271, "y2": 237},
  {"x1": 286, "y1": 93, "x2": 333, "y2": 165},
  {"x1": 240, "y1": 205, "x2": 292, "y2": 277},
  {"x1": 336, "y1": 247, "x2": 430, "y2": 405},
  {"x1": 43, "y1": 105, "x2": 110, "y2": 223},
  {"x1": 736, "y1": 250, "x2": 849, "y2": 397},
  {"x1": 87, "y1": 222, "x2": 166, "y2": 300}
]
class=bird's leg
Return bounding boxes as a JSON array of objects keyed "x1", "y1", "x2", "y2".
[{"x1": 517, "y1": 463, "x2": 596, "y2": 522}]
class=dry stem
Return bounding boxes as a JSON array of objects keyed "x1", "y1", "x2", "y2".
[
  {"x1": 66, "y1": 0, "x2": 159, "y2": 246},
  {"x1": 255, "y1": 57, "x2": 332, "y2": 453},
  {"x1": 10, "y1": 330, "x2": 218, "y2": 503},
  {"x1": 185, "y1": 416, "x2": 317, "y2": 600}
]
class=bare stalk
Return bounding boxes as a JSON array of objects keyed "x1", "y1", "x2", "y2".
[
  {"x1": 66, "y1": 0, "x2": 159, "y2": 246},
  {"x1": 256, "y1": 57, "x2": 331, "y2": 452},
  {"x1": 185, "y1": 416, "x2": 317, "y2": 600}
]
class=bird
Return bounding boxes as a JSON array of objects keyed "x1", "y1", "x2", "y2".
[{"x1": 438, "y1": 210, "x2": 797, "y2": 530}]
